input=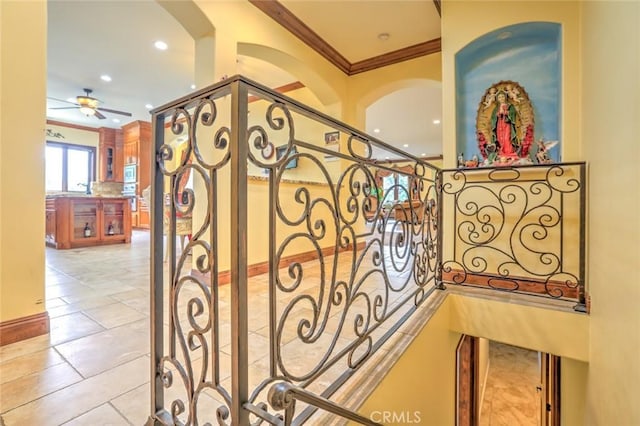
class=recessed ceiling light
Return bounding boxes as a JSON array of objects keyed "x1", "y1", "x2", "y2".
[
  {"x1": 145, "y1": 104, "x2": 153, "y2": 109},
  {"x1": 421, "y1": 153, "x2": 426, "y2": 156},
  {"x1": 403, "y1": 144, "x2": 409, "y2": 148},
  {"x1": 100, "y1": 74, "x2": 112, "y2": 82},
  {"x1": 190, "y1": 84, "x2": 196, "y2": 90},
  {"x1": 112, "y1": 118, "x2": 120, "y2": 123},
  {"x1": 378, "y1": 33, "x2": 390, "y2": 41},
  {"x1": 385, "y1": 156, "x2": 390, "y2": 160},
  {"x1": 154, "y1": 40, "x2": 168, "y2": 50},
  {"x1": 373, "y1": 128, "x2": 380, "y2": 133},
  {"x1": 433, "y1": 119, "x2": 441, "y2": 124}
]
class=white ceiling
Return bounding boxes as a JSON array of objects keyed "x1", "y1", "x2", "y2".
[{"x1": 46, "y1": 0, "x2": 442, "y2": 159}]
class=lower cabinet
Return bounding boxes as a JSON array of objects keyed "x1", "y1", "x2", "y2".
[{"x1": 45, "y1": 196, "x2": 132, "y2": 249}]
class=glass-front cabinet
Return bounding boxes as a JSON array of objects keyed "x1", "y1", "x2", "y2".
[
  {"x1": 72, "y1": 201, "x2": 99, "y2": 242},
  {"x1": 102, "y1": 200, "x2": 125, "y2": 238},
  {"x1": 46, "y1": 196, "x2": 131, "y2": 249}
]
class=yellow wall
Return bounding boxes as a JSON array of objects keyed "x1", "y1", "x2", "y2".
[
  {"x1": 477, "y1": 337, "x2": 490, "y2": 421},
  {"x1": 581, "y1": 1, "x2": 640, "y2": 424},
  {"x1": 0, "y1": 0, "x2": 47, "y2": 322},
  {"x1": 45, "y1": 123, "x2": 99, "y2": 149},
  {"x1": 355, "y1": 297, "x2": 459, "y2": 425},
  {"x1": 562, "y1": 357, "x2": 587, "y2": 426},
  {"x1": 449, "y1": 294, "x2": 589, "y2": 362}
]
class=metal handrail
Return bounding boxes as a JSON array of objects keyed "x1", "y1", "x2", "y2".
[{"x1": 267, "y1": 381, "x2": 381, "y2": 426}]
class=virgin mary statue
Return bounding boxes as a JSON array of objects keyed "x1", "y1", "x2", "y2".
[{"x1": 490, "y1": 91, "x2": 519, "y2": 158}]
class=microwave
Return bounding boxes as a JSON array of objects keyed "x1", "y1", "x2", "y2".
[{"x1": 124, "y1": 164, "x2": 137, "y2": 183}]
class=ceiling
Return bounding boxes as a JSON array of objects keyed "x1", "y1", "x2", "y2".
[{"x1": 46, "y1": 0, "x2": 442, "y2": 159}]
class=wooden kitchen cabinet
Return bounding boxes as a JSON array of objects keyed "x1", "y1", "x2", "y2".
[
  {"x1": 98, "y1": 127, "x2": 124, "y2": 182},
  {"x1": 122, "y1": 120, "x2": 151, "y2": 229},
  {"x1": 45, "y1": 196, "x2": 131, "y2": 249}
]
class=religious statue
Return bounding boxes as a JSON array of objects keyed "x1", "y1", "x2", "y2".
[
  {"x1": 475, "y1": 80, "x2": 535, "y2": 166},
  {"x1": 490, "y1": 91, "x2": 519, "y2": 159}
]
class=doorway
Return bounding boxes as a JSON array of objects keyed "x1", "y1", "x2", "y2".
[{"x1": 456, "y1": 336, "x2": 560, "y2": 426}]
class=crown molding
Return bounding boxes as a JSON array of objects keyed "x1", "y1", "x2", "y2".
[
  {"x1": 350, "y1": 38, "x2": 442, "y2": 75},
  {"x1": 249, "y1": 0, "x2": 351, "y2": 74},
  {"x1": 46, "y1": 119, "x2": 100, "y2": 132},
  {"x1": 249, "y1": 0, "x2": 441, "y2": 76}
]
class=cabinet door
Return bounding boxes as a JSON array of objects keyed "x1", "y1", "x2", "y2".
[
  {"x1": 102, "y1": 200, "x2": 127, "y2": 239},
  {"x1": 70, "y1": 200, "x2": 99, "y2": 243}
]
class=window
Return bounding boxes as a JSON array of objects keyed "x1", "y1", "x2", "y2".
[
  {"x1": 46, "y1": 142, "x2": 96, "y2": 192},
  {"x1": 381, "y1": 172, "x2": 411, "y2": 203}
]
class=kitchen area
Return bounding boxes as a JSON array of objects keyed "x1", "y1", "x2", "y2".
[{"x1": 45, "y1": 121, "x2": 151, "y2": 249}]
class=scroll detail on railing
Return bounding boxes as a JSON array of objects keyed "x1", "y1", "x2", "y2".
[
  {"x1": 440, "y1": 163, "x2": 586, "y2": 304},
  {"x1": 147, "y1": 76, "x2": 586, "y2": 426}
]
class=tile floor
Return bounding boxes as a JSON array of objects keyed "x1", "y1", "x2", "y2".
[
  {"x1": 479, "y1": 342, "x2": 541, "y2": 426},
  {"x1": 0, "y1": 230, "x2": 427, "y2": 425}
]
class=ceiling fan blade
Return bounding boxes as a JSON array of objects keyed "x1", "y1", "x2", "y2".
[
  {"x1": 94, "y1": 110, "x2": 107, "y2": 120},
  {"x1": 49, "y1": 106, "x2": 81, "y2": 110},
  {"x1": 97, "y1": 107, "x2": 132, "y2": 117},
  {"x1": 47, "y1": 97, "x2": 78, "y2": 105}
]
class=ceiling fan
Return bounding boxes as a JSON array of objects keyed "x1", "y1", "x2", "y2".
[{"x1": 48, "y1": 88, "x2": 132, "y2": 119}]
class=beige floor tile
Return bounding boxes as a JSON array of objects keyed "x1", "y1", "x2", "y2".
[
  {"x1": 0, "y1": 347, "x2": 65, "y2": 385},
  {"x1": 109, "y1": 288, "x2": 148, "y2": 302},
  {"x1": 54, "y1": 322, "x2": 149, "y2": 378},
  {"x1": 49, "y1": 312, "x2": 105, "y2": 346},
  {"x1": 1, "y1": 356, "x2": 148, "y2": 426},
  {"x1": 110, "y1": 383, "x2": 149, "y2": 426},
  {"x1": 48, "y1": 296, "x2": 120, "y2": 319},
  {"x1": 0, "y1": 334, "x2": 52, "y2": 364},
  {"x1": 62, "y1": 403, "x2": 128, "y2": 426},
  {"x1": 46, "y1": 297, "x2": 69, "y2": 309},
  {"x1": 46, "y1": 283, "x2": 92, "y2": 300},
  {"x1": 0, "y1": 362, "x2": 83, "y2": 413},
  {"x1": 60, "y1": 285, "x2": 138, "y2": 304},
  {"x1": 121, "y1": 296, "x2": 150, "y2": 314},
  {"x1": 82, "y1": 302, "x2": 147, "y2": 329}
]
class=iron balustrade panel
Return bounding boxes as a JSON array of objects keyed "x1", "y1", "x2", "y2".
[
  {"x1": 148, "y1": 76, "x2": 442, "y2": 425},
  {"x1": 149, "y1": 81, "x2": 235, "y2": 425},
  {"x1": 148, "y1": 75, "x2": 587, "y2": 426},
  {"x1": 242, "y1": 80, "x2": 441, "y2": 424},
  {"x1": 440, "y1": 163, "x2": 586, "y2": 302}
]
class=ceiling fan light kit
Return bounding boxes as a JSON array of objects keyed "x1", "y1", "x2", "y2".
[{"x1": 47, "y1": 88, "x2": 132, "y2": 120}]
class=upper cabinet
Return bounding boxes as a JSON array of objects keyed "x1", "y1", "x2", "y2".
[
  {"x1": 122, "y1": 120, "x2": 152, "y2": 228},
  {"x1": 98, "y1": 127, "x2": 124, "y2": 182}
]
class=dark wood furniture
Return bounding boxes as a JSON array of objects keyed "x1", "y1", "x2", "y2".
[{"x1": 45, "y1": 196, "x2": 131, "y2": 249}]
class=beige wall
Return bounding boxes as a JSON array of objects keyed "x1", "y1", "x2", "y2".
[
  {"x1": 0, "y1": 1, "x2": 47, "y2": 322},
  {"x1": 581, "y1": 1, "x2": 640, "y2": 424}
]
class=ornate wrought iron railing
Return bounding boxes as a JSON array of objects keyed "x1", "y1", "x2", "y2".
[
  {"x1": 147, "y1": 76, "x2": 440, "y2": 425},
  {"x1": 147, "y1": 76, "x2": 586, "y2": 425},
  {"x1": 439, "y1": 163, "x2": 586, "y2": 309}
]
